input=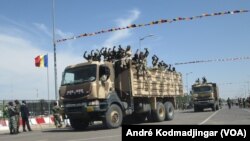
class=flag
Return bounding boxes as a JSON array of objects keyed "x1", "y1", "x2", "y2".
[{"x1": 35, "y1": 54, "x2": 48, "y2": 67}]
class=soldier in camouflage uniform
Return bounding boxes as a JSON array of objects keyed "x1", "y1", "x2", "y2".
[
  {"x1": 136, "y1": 48, "x2": 149, "y2": 79},
  {"x1": 152, "y1": 55, "x2": 159, "y2": 69},
  {"x1": 8, "y1": 101, "x2": 18, "y2": 134},
  {"x1": 14, "y1": 100, "x2": 21, "y2": 133},
  {"x1": 52, "y1": 102, "x2": 62, "y2": 128},
  {"x1": 120, "y1": 45, "x2": 132, "y2": 69},
  {"x1": 83, "y1": 51, "x2": 93, "y2": 62}
]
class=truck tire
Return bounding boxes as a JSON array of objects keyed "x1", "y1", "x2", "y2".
[
  {"x1": 70, "y1": 119, "x2": 89, "y2": 130},
  {"x1": 164, "y1": 102, "x2": 174, "y2": 120},
  {"x1": 212, "y1": 105, "x2": 216, "y2": 111},
  {"x1": 152, "y1": 102, "x2": 166, "y2": 122},
  {"x1": 134, "y1": 113, "x2": 147, "y2": 123},
  {"x1": 103, "y1": 104, "x2": 123, "y2": 129},
  {"x1": 216, "y1": 104, "x2": 219, "y2": 110},
  {"x1": 194, "y1": 106, "x2": 199, "y2": 112}
]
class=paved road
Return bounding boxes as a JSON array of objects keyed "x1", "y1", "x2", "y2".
[{"x1": 1, "y1": 106, "x2": 249, "y2": 141}]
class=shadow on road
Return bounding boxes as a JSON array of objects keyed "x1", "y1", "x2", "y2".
[
  {"x1": 179, "y1": 109, "x2": 214, "y2": 113},
  {"x1": 42, "y1": 124, "x2": 110, "y2": 133}
]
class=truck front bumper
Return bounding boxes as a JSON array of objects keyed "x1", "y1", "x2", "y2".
[
  {"x1": 63, "y1": 101, "x2": 108, "y2": 120},
  {"x1": 194, "y1": 100, "x2": 214, "y2": 109}
]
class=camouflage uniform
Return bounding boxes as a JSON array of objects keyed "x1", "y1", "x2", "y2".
[
  {"x1": 52, "y1": 102, "x2": 62, "y2": 128},
  {"x1": 152, "y1": 55, "x2": 159, "y2": 69},
  {"x1": 8, "y1": 102, "x2": 17, "y2": 134},
  {"x1": 120, "y1": 46, "x2": 132, "y2": 69},
  {"x1": 14, "y1": 100, "x2": 21, "y2": 133}
]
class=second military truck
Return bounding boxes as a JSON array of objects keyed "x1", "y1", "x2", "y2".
[
  {"x1": 59, "y1": 46, "x2": 183, "y2": 129},
  {"x1": 191, "y1": 78, "x2": 220, "y2": 112}
]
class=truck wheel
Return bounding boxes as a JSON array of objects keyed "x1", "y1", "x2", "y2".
[
  {"x1": 70, "y1": 119, "x2": 89, "y2": 130},
  {"x1": 194, "y1": 106, "x2": 199, "y2": 112},
  {"x1": 152, "y1": 102, "x2": 166, "y2": 122},
  {"x1": 216, "y1": 104, "x2": 219, "y2": 110},
  {"x1": 134, "y1": 113, "x2": 147, "y2": 123},
  {"x1": 212, "y1": 105, "x2": 216, "y2": 111},
  {"x1": 104, "y1": 104, "x2": 123, "y2": 129},
  {"x1": 164, "y1": 102, "x2": 174, "y2": 120}
]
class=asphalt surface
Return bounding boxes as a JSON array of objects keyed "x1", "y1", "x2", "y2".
[{"x1": 0, "y1": 106, "x2": 250, "y2": 141}]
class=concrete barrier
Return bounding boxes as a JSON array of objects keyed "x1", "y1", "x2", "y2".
[{"x1": 0, "y1": 116, "x2": 69, "y2": 131}]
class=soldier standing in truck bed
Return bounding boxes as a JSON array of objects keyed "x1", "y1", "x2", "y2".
[
  {"x1": 120, "y1": 45, "x2": 132, "y2": 69},
  {"x1": 83, "y1": 51, "x2": 92, "y2": 62},
  {"x1": 92, "y1": 49, "x2": 101, "y2": 61},
  {"x1": 100, "y1": 47, "x2": 108, "y2": 61},
  {"x1": 137, "y1": 48, "x2": 149, "y2": 79},
  {"x1": 132, "y1": 49, "x2": 139, "y2": 64},
  {"x1": 152, "y1": 55, "x2": 159, "y2": 69}
]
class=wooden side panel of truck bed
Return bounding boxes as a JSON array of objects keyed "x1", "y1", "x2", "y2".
[{"x1": 131, "y1": 67, "x2": 184, "y2": 97}]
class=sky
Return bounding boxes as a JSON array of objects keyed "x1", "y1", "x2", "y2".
[{"x1": 0, "y1": 0, "x2": 249, "y2": 100}]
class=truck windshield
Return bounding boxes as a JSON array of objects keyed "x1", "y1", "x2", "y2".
[
  {"x1": 61, "y1": 64, "x2": 96, "y2": 85},
  {"x1": 192, "y1": 86, "x2": 212, "y2": 93}
]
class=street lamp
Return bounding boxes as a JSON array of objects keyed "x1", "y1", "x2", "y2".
[
  {"x1": 139, "y1": 34, "x2": 154, "y2": 51},
  {"x1": 52, "y1": 0, "x2": 58, "y2": 100},
  {"x1": 186, "y1": 72, "x2": 193, "y2": 95},
  {"x1": 185, "y1": 72, "x2": 192, "y2": 107}
]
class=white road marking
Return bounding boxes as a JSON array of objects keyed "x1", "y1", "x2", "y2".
[
  {"x1": 199, "y1": 110, "x2": 219, "y2": 125},
  {"x1": 243, "y1": 109, "x2": 250, "y2": 113},
  {"x1": 67, "y1": 135, "x2": 121, "y2": 141}
]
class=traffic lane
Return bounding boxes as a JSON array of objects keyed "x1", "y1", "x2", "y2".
[
  {"x1": 41, "y1": 126, "x2": 121, "y2": 141},
  {"x1": 142, "y1": 109, "x2": 216, "y2": 125},
  {"x1": 203, "y1": 106, "x2": 250, "y2": 124},
  {"x1": 0, "y1": 109, "x2": 216, "y2": 141},
  {"x1": 1, "y1": 108, "x2": 249, "y2": 141},
  {"x1": 0, "y1": 125, "x2": 121, "y2": 141}
]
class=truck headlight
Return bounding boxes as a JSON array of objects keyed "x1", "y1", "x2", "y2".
[
  {"x1": 209, "y1": 99, "x2": 214, "y2": 102},
  {"x1": 88, "y1": 100, "x2": 100, "y2": 106}
]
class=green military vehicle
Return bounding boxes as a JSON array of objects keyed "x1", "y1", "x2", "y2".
[
  {"x1": 59, "y1": 47, "x2": 183, "y2": 129},
  {"x1": 191, "y1": 78, "x2": 220, "y2": 112}
]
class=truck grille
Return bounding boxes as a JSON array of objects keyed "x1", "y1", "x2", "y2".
[{"x1": 64, "y1": 92, "x2": 89, "y2": 99}]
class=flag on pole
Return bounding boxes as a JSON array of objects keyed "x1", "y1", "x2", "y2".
[{"x1": 35, "y1": 54, "x2": 48, "y2": 67}]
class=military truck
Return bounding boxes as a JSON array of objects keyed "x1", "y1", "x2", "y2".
[
  {"x1": 191, "y1": 78, "x2": 219, "y2": 112},
  {"x1": 59, "y1": 47, "x2": 183, "y2": 129}
]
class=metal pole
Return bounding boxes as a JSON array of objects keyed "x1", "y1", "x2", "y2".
[
  {"x1": 247, "y1": 81, "x2": 250, "y2": 97},
  {"x1": 46, "y1": 58, "x2": 51, "y2": 123},
  {"x1": 52, "y1": 0, "x2": 58, "y2": 100},
  {"x1": 186, "y1": 72, "x2": 192, "y2": 95},
  {"x1": 185, "y1": 72, "x2": 192, "y2": 105}
]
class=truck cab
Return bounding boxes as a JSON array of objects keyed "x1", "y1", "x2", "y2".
[
  {"x1": 192, "y1": 82, "x2": 219, "y2": 112},
  {"x1": 59, "y1": 61, "x2": 119, "y2": 129}
]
